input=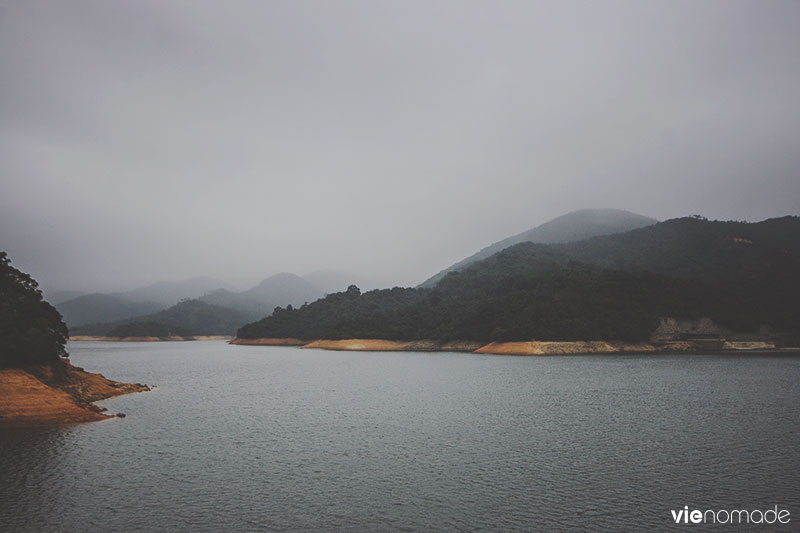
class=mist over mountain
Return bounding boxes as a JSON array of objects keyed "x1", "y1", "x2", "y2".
[
  {"x1": 43, "y1": 290, "x2": 88, "y2": 305},
  {"x1": 454, "y1": 215, "x2": 800, "y2": 283},
  {"x1": 239, "y1": 215, "x2": 800, "y2": 343},
  {"x1": 121, "y1": 277, "x2": 236, "y2": 306},
  {"x1": 72, "y1": 299, "x2": 254, "y2": 338},
  {"x1": 200, "y1": 273, "x2": 324, "y2": 316},
  {"x1": 56, "y1": 294, "x2": 165, "y2": 328},
  {"x1": 67, "y1": 272, "x2": 327, "y2": 336},
  {"x1": 420, "y1": 208, "x2": 657, "y2": 287},
  {"x1": 53, "y1": 277, "x2": 234, "y2": 327}
]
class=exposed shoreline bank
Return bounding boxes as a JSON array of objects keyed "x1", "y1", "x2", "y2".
[
  {"x1": 70, "y1": 335, "x2": 231, "y2": 342},
  {"x1": 230, "y1": 337, "x2": 793, "y2": 355},
  {"x1": 0, "y1": 361, "x2": 149, "y2": 428}
]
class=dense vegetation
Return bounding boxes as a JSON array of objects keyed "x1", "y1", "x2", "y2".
[
  {"x1": 1, "y1": 252, "x2": 68, "y2": 367},
  {"x1": 73, "y1": 299, "x2": 255, "y2": 337},
  {"x1": 239, "y1": 217, "x2": 800, "y2": 342}
]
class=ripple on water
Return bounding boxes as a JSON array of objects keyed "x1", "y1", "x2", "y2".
[{"x1": 1, "y1": 342, "x2": 799, "y2": 532}]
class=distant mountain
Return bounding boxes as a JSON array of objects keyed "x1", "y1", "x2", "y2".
[
  {"x1": 44, "y1": 290, "x2": 88, "y2": 305},
  {"x1": 450, "y1": 215, "x2": 800, "y2": 284},
  {"x1": 121, "y1": 276, "x2": 236, "y2": 306},
  {"x1": 56, "y1": 293, "x2": 165, "y2": 328},
  {"x1": 419, "y1": 208, "x2": 657, "y2": 287},
  {"x1": 200, "y1": 272, "x2": 323, "y2": 315},
  {"x1": 238, "y1": 216, "x2": 800, "y2": 343},
  {"x1": 54, "y1": 276, "x2": 235, "y2": 327},
  {"x1": 67, "y1": 272, "x2": 325, "y2": 336},
  {"x1": 72, "y1": 299, "x2": 255, "y2": 337}
]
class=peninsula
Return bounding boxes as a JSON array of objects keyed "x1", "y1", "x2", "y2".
[{"x1": 0, "y1": 252, "x2": 148, "y2": 428}]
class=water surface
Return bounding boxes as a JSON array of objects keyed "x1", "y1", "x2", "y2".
[{"x1": 1, "y1": 341, "x2": 798, "y2": 531}]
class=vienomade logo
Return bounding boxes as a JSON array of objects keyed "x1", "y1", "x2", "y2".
[{"x1": 670, "y1": 505, "x2": 790, "y2": 525}]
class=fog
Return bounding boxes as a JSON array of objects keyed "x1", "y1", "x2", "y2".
[{"x1": 2, "y1": 0, "x2": 799, "y2": 293}]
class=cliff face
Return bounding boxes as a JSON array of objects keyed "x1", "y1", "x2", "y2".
[{"x1": 0, "y1": 360, "x2": 148, "y2": 428}]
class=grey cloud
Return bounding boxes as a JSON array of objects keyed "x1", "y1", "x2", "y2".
[{"x1": 2, "y1": 0, "x2": 799, "y2": 292}]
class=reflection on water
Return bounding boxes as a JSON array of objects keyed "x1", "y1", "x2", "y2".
[{"x1": 1, "y1": 341, "x2": 799, "y2": 531}]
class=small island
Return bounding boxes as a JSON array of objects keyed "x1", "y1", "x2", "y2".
[{"x1": 0, "y1": 252, "x2": 148, "y2": 427}]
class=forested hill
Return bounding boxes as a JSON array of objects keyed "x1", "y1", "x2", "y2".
[
  {"x1": 439, "y1": 216, "x2": 800, "y2": 287},
  {"x1": 238, "y1": 216, "x2": 800, "y2": 343},
  {"x1": 419, "y1": 208, "x2": 657, "y2": 287}
]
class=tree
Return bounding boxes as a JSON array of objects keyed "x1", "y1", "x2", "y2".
[
  {"x1": 0, "y1": 252, "x2": 69, "y2": 367},
  {"x1": 346, "y1": 285, "x2": 361, "y2": 296}
]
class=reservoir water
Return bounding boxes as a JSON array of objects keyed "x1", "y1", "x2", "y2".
[{"x1": 1, "y1": 341, "x2": 799, "y2": 531}]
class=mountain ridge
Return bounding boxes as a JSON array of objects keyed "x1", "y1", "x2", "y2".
[{"x1": 420, "y1": 208, "x2": 657, "y2": 287}]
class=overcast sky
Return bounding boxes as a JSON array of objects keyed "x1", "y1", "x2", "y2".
[{"x1": 2, "y1": 0, "x2": 799, "y2": 292}]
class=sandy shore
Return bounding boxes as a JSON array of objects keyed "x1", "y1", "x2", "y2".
[
  {"x1": 231, "y1": 338, "x2": 787, "y2": 355},
  {"x1": 300, "y1": 339, "x2": 485, "y2": 352},
  {"x1": 235, "y1": 337, "x2": 669, "y2": 354},
  {"x1": 475, "y1": 340, "x2": 673, "y2": 355},
  {"x1": 70, "y1": 335, "x2": 231, "y2": 342},
  {"x1": 0, "y1": 361, "x2": 149, "y2": 428}
]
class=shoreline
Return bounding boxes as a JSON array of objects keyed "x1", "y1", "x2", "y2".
[
  {"x1": 230, "y1": 337, "x2": 795, "y2": 355},
  {"x1": 228, "y1": 337, "x2": 307, "y2": 346},
  {"x1": 0, "y1": 360, "x2": 149, "y2": 428},
  {"x1": 70, "y1": 335, "x2": 231, "y2": 342}
]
